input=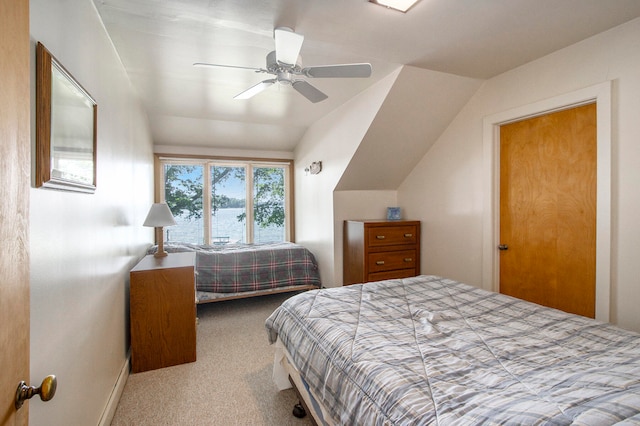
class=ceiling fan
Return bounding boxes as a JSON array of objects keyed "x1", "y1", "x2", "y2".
[{"x1": 194, "y1": 27, "x2": 372, "y2": 103}]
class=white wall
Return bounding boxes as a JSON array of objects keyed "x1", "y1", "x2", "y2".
[
  {"x1": 399, "y1": 17, "x2": 640, "y2": 332},
  {"x1": 294, "y1": 69, "x2": 401, "y2": 286},
  {"x1": 296, "y1": 64, "x2": 481, "y2": 287},
  {"x1": 29, "y1": 1, "x2": 154, "y2": 424}
]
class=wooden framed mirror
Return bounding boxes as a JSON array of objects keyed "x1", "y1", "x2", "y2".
[{"x1": 35, "y1": 42, "x2": 97, "y2": 193}]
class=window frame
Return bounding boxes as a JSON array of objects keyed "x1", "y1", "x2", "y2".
[{"x1": 154, "y1": 154, "x2": 294, "y2": 244}]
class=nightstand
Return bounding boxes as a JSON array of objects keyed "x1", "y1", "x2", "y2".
[{"x1": 129, "y1": 252, "x2": 196, "y2": 373}]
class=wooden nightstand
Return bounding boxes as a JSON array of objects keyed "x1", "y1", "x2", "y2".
[
  {"x1": 129, "y1": 252, "x2": 196, "y2": 373},
  {"x1": 343, "y1": 220, "x2": 421, "y2": 285}
]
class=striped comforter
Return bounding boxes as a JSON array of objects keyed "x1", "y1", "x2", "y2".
[{"x1": 265, "y1": 275, "x2": 640, "y2": 425}]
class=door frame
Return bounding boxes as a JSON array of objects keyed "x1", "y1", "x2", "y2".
[{"x1": 482, "y1": 81, "x2": 612, "y2": 322}]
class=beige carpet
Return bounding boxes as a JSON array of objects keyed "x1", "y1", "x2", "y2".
[{"x1": 111, "y1": 293, "x2": 313, "y2": 426}]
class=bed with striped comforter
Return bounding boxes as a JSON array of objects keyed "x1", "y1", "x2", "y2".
[
  {"x1": 149, "y1": 242, "x2": 321, "y2": 302},
  {"x1": 265, "y1": 275, "x2": 640, "y2": 425}
]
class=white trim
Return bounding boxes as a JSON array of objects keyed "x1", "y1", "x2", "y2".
[
  {"x1": 157, "y1": 158, "x2": 293, "y2": 244},
  {"x1": 482, "y1": 81, "x2": 612, "y2": 322},
  {"x1": 98, "y1": 355, "x2": 130, "y2": 426}
]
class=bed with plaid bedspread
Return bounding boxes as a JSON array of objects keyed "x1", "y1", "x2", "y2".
[
  {"x1": 149, "y1": 242, "x2": 321, "y2": 302},
  {"x1": 265, "y1": 275, "x2": 640, "y2": 425}
]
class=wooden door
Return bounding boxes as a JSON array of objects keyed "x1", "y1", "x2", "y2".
[
  {"x1": 0, "y1": 0, "x2": 31, "y2": 424},
  {"x1": 499, "y1": 103, "x2": 597, "y2": 317}
]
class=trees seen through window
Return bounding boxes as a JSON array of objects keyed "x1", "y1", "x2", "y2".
[{"x1": 160, "y1": 159, "x2": 290, "y2": 245}]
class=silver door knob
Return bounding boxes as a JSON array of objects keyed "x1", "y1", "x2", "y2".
[
  {"x1": 498, "y1": 244, "x2": 509, "y2": 251},
  {"x1": 15, "y1": 375, "x2": 57, "y2": 409}
]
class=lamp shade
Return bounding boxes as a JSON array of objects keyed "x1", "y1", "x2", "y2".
[{"x1": 143, "y1": 203, "x2": 177, "y2": 227}]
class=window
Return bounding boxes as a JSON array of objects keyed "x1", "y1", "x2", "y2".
[{"x1": 157, "y1": 156, "x2": 292, "y2": 245}]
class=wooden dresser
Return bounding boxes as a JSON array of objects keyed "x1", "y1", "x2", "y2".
[
  {"x1": 343, "y1": 220, "x2": 421, "y2": 285},
  {"x1": 129, "y1": 252, "x2": 197, "y2": 373}
]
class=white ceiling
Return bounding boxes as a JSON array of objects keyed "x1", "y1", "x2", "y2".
[{"x1": 93, "y1": 0, "x2": 640, "y2": 151}]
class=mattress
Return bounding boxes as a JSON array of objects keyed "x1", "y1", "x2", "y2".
[{"x1": 265, "y1": 275, "x2": 640, "y2": 425}]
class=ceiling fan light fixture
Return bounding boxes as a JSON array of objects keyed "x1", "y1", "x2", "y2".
[
  {"x1": 369, "y1": 0, "x2": 421, "y2": 12},
  {"x1": 196, "y1": 27, "x2": 372, "y2": 103}
]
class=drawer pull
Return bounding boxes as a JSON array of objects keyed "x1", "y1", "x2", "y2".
[
  {"x1": 376, "y1": 261, "x2": 385, "y2": 265},
  {"x1": 404, "y1": 258, "x2": 413, "y2": 262},
  {"x1": 404, "y1": 233, "x2": 413, "y2": 238},
  {"x1": 376, "y1": 235, "x2": 385, "y2": 240}
]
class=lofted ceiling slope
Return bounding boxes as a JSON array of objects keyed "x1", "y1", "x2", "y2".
[{"x1": 336, "y1": 66, "x2": 483, "y2": 191}]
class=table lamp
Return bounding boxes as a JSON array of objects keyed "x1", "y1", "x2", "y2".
[{"x1": 143, "y1": 203, "x2": 176, "y2": 258}]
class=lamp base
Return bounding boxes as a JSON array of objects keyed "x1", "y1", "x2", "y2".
[
  {"x1": 154, "y1": 226, "x2": 169, "y2": 258},
  {"x1": 154, "y1": 250, "x2": 168, "y2": 258}
]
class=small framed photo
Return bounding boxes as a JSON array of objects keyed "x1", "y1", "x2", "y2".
[{"x1": 387, "y1": 207, "x2": 401, "y2": 220}]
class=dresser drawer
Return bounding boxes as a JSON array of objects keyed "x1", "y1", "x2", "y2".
[
  {"x1": 369, "y1": 268, "x2": 417, "y2": 283},
  {"x1": 368, "y1": 250, "x2": 417, "y2": 273},
  {"x1": 367, "y1": 225, "x2": 418, "y2": 247}
]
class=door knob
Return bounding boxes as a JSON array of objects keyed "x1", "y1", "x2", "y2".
[
  {"x1": 498, "y1": 244, "x2": 509, "y2": 251},
  {"x1": 15, "y1": 375, "x2": 57, "y2": 409}
]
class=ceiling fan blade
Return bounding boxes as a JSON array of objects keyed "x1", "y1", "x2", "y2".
[
  {"x1": 274, "y1": 27, "x2": 304, "y2": 65},
  {"x1": 303, "y1": 63, "x2": 372, "y2": 78},
  {"x1": 193, "y1": 62, "x2": 266, "y2": 73},
  {"x1": 292, "y1": 80, "x2": 328, "y2": 103},
  {"x1": 234, "y1": 79, "x2": 276, "y2": 100}
]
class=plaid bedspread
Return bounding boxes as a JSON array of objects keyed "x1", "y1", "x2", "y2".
[
  {"x1": 265, "y1": 275, "x2": 640, "y2": 425},
  {"x1": 195, "y1": 242, "x2": 321, "y2": 293}
]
